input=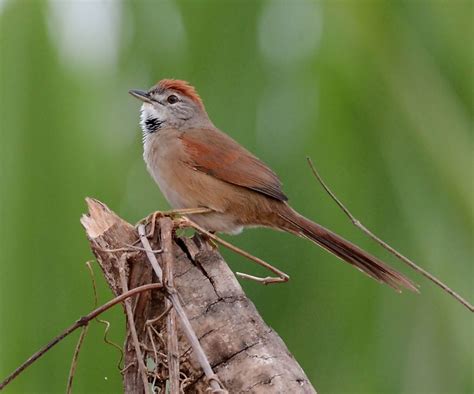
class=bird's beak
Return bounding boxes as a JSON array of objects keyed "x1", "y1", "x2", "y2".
[{"x1": 129, "y1": 89, "x2": 153, "y2": 104}]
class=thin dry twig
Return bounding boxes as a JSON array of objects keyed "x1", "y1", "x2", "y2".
[
  {"x1": 65, "y1": 261, "x2": 99, "y2": 394},
  {"x1": 179, "y1": 217, "x2": 289, "y2": 284},
  {"x1": 146, "y1": 325, "x2": 162, "y2": 382},
  {"x1": 118, "y1": 258, "x2": 150, "y2": 394},
  {"x1": 0, "y1": 283, "x2": 162, "y2": 391},
  {"x1": 95, "y1": 245, "x2": 163, "y2": 254},
  {"x1": 306, "y1": 157, "x2": 473, "y2": 312},
  {"x1": 137, "y1": 225, "x2": 226, "y2": 393},
  {"x1": 146, "y1": 326, "x2": 159, "y2": 393},
  {"x1": 149, "y1": 324, "x2": 167, "y2": 351},
  {"x1": 85, "y1": 261, "x2": 124, "y2": 368},
  {"x1": 161, "y1": 207, "x2": 214, "y2": 217},
  {"x1": 146, "y1": 304, "x2": 172, "y2": 326},
  {"x1": 160, "y1": 218, "x2": 180, "y2": 394},
  {"x1": 66, "y1": 325, "x2": 88, "y2": 394}
]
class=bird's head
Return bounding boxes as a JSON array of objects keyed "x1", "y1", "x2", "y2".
[{"x1": 129, "y1": 79, "x2": 210, "y2": 134}]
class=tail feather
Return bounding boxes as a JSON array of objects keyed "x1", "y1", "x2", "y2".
[{"x1": 278, "y1": 209, "x2": 418, "y2": 292}]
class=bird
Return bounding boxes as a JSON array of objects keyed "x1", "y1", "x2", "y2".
[{"x1": 129, "y1": 79, "x2": 416, "y2": 292}]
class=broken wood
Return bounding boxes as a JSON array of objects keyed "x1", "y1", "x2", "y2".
[{"x1": 81, "y1": 198, "x2": 316, "y2": 393}]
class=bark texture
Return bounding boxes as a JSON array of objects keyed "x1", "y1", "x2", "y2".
[{"x1": 81, "y1": 198, "x2": 316, "y2": 393}]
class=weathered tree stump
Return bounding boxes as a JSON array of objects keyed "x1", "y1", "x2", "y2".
[{"x1": 81, "y1": 198, "x2": 316, "y2": 393}]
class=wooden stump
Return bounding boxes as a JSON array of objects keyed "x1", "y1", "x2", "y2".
[{"x1": 81, "y1": 198, "x2": 316, "y2": 393}]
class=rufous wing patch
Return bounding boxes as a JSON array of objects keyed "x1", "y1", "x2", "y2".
[{"x1": 180, "y1": 128, "x2": 288, "y2": 201}]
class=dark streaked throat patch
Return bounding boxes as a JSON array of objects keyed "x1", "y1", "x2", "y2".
[{"x1": 145, "y1": 117, "x2": 164, "y2": 133}]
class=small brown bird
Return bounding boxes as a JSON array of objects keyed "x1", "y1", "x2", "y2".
[{"x1": 130, "y1": 79, "x2": 416, "y2": 292}]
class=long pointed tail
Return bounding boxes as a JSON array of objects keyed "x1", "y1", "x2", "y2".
[{"x1": 278, "y1": 208, "x2": 417, "y2": 292}]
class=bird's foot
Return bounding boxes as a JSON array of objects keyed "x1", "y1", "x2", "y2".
[
  {"x1": 139, "y1": 207, "x2": 214, "y2": 239},
  {"x1": 137, "y1": 210, "x2": 163, "y2": 239}
]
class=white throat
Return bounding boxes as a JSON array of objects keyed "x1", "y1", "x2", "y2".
[{"x1": 140, "y1": 103, "x2": 165, "y2": 136}]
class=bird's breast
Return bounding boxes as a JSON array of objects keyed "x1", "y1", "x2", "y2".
[{"x1": 143, "y1": 130, "x2": 191, "y2": 209}]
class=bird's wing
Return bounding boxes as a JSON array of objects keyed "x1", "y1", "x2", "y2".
[{"x1": 179, "y1": 128, "x2": 288, "y2": 201}]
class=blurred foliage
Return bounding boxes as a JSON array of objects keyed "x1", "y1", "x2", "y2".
[{"x1": 0, "y1": 1, "x2": 472, "y2": 393}]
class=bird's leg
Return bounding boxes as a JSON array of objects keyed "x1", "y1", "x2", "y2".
[
  {"x1": 139, "y1": 207, "x2": 214, "y2": 239},
  {"x1": 135, "y1": 210, "x2": 162, "y2": 240}
]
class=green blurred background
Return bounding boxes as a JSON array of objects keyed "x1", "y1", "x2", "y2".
[{"x1": 1, "y1": 0, "x2": 472, "y2": 393}]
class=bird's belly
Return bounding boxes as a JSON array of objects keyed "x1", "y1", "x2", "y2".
[
  {"x1": 187, "y1": 213, "x2": 244, "y2": 235},
  {"x1": 157, "y1": 174, "x2": 244, "y2": 234},
  {"x1": 149, "y1": 162, "x2": 193, "y2": 209},
  {"x1": 146, "y1": 154, "x2": 244, "y2": 234}
]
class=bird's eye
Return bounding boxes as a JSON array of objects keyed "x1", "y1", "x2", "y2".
[{"x1": 167, "y1": 94, "x2": 179, "y2": 104}]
